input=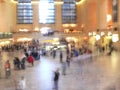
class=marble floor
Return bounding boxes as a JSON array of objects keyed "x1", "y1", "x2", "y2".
[{"x1": 0, "y1": 51, "x2": 120, "y2": 90}]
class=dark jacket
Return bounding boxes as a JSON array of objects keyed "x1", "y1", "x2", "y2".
[{"x1": 54, "y1": 71, "x2": 60, "y2": 81}]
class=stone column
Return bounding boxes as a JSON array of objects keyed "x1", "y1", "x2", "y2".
[
  {"x1": 55, "y1": 3, "x2": 62, "y2": 31},
  {"x1": 96, "y1": 0, "x2": 108, "y2": 30},
  {"x1": 32, "y1": 3, "x2": 39, "y2": 30},
  {"x1": 0, "y1": 2, "x2": 7, "y2": 32},
  {"x1": 0, "y1": 1, "x2": 14, "y2": 32},
  {"x1": 77, "y1": 0, "x2": 88, "y2": 33},
  {"x1": 117, "y1": 0, "x2": 120, "y2": 51},
  {"x1": 96, "y1": 0, "x2": 100, "y2": 29},
  {"x1": 118, "y1": 0, "x2": 120, "y2": 24}
]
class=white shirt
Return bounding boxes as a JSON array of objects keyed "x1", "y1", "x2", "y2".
[{"x1": 16, "y1": 79, "x2": 26, "y2": 90}]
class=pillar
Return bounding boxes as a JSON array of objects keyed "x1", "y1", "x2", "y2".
[
  {"x1": 0, "y1": 2, "x2": 7, "y2": 32},
  {"x1": 96, "y1": 0, "x2": 108, "y2": 30}
]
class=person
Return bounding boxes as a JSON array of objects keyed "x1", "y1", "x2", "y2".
[
  {"x1": 53, "y1": 68, "x2": 60, "y2": 90},
  {"x1": 5, "y1": 60, "x2": 11, "y2": 79},
  {"x1": 16, "y1": 57, "x2": 21, "y2": 70},
  {"x1": 24, "y1": 51, "x2": 29, "y2": 58},
  {"x1": 21, "y1": 56, "x2": 26, "y2": 70},
  {"x1": 59, "y1": 51, "x2": 63, "y2": 63},
  {"x1": 16, "y1": 76, "x2": 26, "y2": 90},
  {"x1": 66, "y1": 55, "x2": 70, "y2": 67},
  {"x1": 66, "y1": 47, "x2": 69, "y2": 56},
  {"x1": 13, "y1": 57, "x2": 17, "y2": 70},
  {"x1": 27, "y1": 55, "x2": 34, "y2": 66},
  {"x1": 61, "y1": 62, "x2": 67, "y2": 75},
  {"x1": 53, "y1": 50, "x2": 56, "y2": 59}
]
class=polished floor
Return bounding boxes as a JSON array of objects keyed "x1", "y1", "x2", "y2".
[{"x1": 0, "y1": 50, "x2": 120, "y2": 90}]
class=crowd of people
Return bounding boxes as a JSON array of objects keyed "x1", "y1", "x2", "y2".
[
  {"x1": 2, "y1": 40, "x2": 115, "y2": 90},
  {"x1": 4, "y1": 46, "x2": 40, "y2": 90}
]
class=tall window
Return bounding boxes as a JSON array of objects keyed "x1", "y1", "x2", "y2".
[
  {"x1": 39, "y1": 0, "x2": 55, "y2": 24},
  {"x1": 112, "y1": 0, "x2": 118, "y2": 22},
  {"x1": 17, "y1": 0, "x2": 33, "y2": 24},
  {"x1": 62, "y1": 0, "x2": 76, "y2": 24}
]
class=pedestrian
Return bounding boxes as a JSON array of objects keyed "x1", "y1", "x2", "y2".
[
  {"x1": 53, "y1": 50, "x2": 56, "y2": 59},
  {"x1": 66, "y1": 55, "x2": 70, "y2": 67},
  {"x1": 21, "y1": 56, "x2": 26, "y2": 70},
  {"x1": 61, "y1": 62, "x2": 67, "y2": 75},
  {"x1": 24, "y1": 51, "x2": 29, "y2": 58},
  {"x1": 53, "y1": 68, "x2": 60, "y2": 90},
  {"x1": 13, "y1": 57, "x2": 17, "y2": 70},
  {"x1": 5, "y1": 60, "x2": 11, "y2": 79},
  {"x1": 16, "y1": 76, "x2": 26, "y2": 90},
  {"x1": 27, "y1": 55, "x2": 34, "y2": 66},
  {"x1": 59, "y1": 51, "x2": 63, "y2": 63},
  {"x1": 16, "y1": 57, "x2": 21, "y2": 70}
]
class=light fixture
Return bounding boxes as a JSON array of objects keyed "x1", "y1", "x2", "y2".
[
  {"x1": 70, "y1": 24, "x2": 77, "y2": 27},
  {"x1": 76, "y1": 0, "x2": 85, "y2": 5},
  {"x1": 53, "y1": 38, "x2": 59, "y2": 41},
  {"x1": 17, "y1": 38, "x2": 32, "y2": 42},
  {"x1": 34, "y1": 28, "x2": 39, "y2": 31},
  {"x1": 54, "y1": 1, "x2": 63, "y2": 5},
  {"x1": 107, "y1": 14, "x2": 112, "y2": 22},
  {"x1": 19, "y1": 29, "x2": 29, "y2": 32},
  {"x1": 62, "y1": 24, "x2": 69, "y2": 27}
]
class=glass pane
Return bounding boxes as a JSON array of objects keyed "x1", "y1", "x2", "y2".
[
  {"x1": 39, "y1": 0, "x2": 55, "y2": 24},
  {"x1": 112, "y1": 0, "x2": 118, "y2": 22},
  {"x1": 17, "y1": 1, "x2": 33, "y2": 24},
  {"x1": 62, "y1": 0, "x2": 76, "y2": 24}
]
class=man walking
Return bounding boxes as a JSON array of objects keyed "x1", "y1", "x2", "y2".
[
  {"x1": 53, "y1": 68, "x2": 60, "y2": 90},
  {"x1": 60, "y1": 51, "x2": 63, "y2": 63}
]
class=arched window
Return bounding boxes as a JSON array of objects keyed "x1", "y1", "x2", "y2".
[
  {"x1": 62, "y1": 0, "x2": 76, "y2": 24},
  {"x1": 39, "y1": 0, "x2": 55, "y2": 24},
  {"x1": 112, "y1": 0, "x2": 118, "y2": 22},
  {"x1": 17, "y1": 0, "x2": 33, "y2": 24}
]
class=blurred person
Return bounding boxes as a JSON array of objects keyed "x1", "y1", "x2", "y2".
[
  {"x1": 27, "y1": 55, "x2": 34, "y2": 66},
  {"x1": 13, "y1": 57, "x2": 18, "y2": 70},
  {"x1": 16, "y1": 57, "x2": 21, "y2": 70},
  {"x1": 24, "y1": 51, "x2": 29, "y2": 58},
  {"x1": 5, "y1": 60, "x2": 11, "y2": 79},
  {"x1": 53, "y1": 50, "x2": 56, "y2": 59},
  {"x1": 61, "y1": 62, "x2": 67, "y2": 75},
  {"x1": 66, "y1": 47, "x2": 69, "y2": 56},
  {"x1": 70, "y1": 51, "x2": 74, "y2": 58},
  {"x1": 0, "y1": 47, "x2": 2, "y2": 55},
  {"x1": 59, "y1": 50, "x2": 63, "y2": 63},
  {"x1": 53, "y1": 68, "x2": 60, "y2": 90},
  {"x1": 16, "y1": 76, "x2": 26, "y2": 90},
  {"x1": 66, "y1": 55, "x2": 70, "y2": 67},
  {"x1": 21, "y1": 56, "x2": 26, "y2": 70}
]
